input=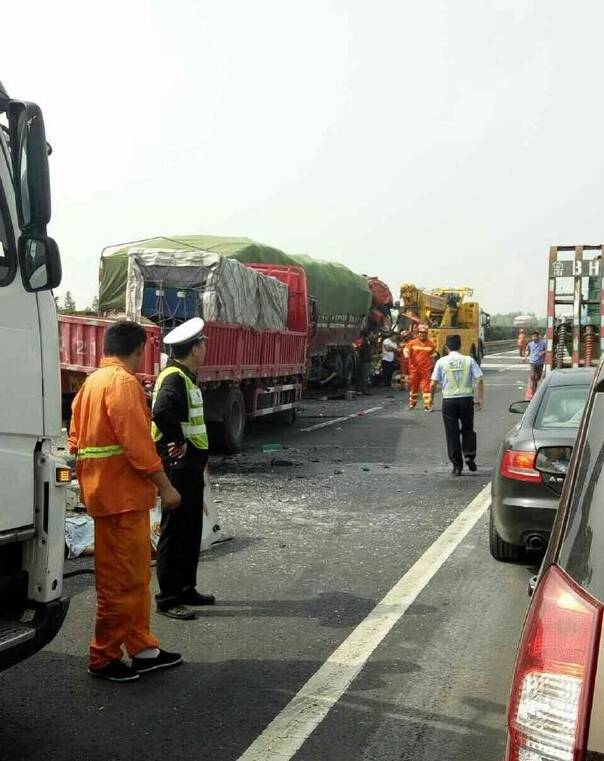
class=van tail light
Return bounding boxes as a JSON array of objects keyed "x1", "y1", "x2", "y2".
[
  {"x1": 506, "y1": 565, "x2": 602, "y2": 761},
  {"x1": 501, "y1": 450, "x2": 542, "y2": 483}
]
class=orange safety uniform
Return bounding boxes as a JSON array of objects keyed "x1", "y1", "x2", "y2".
[
  {"x1": 404, "y1": 337, "x2": 436, "y2": 409},
  {"x1": 69, "y1": 358, "x2": 164, "y2": 669},
  {"x1": 517, "y1": 331, "x2": 528, "y2": 357}
]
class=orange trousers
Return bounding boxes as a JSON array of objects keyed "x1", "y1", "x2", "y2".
[
  {"x1": 408, "y1": 369, "x2": 432, "y2": 409},
  {"x1": 90, "y1": 510, "x2": 159, "y2": 670}
]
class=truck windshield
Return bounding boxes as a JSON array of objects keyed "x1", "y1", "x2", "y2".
[{"x1": 558, "y1": 391, "x2": 604, "y2": 599}]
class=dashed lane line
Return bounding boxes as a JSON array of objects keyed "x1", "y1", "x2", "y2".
[
  {"x1": 237, "y1": 484, "x2": 492, "y2": 761},
  {"x1": 300, "y1": 406, "x2": 383, "y2": 432}
]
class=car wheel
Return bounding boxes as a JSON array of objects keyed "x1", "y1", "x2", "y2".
[{"x1": 489, "y1": 508, "x2": 524, "y2": 562}]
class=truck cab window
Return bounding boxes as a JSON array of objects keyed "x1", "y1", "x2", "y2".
[
  {"x1": 0, "y1": 200, "x2": 13, "y2": 285},
  {"x1": 0, "y1": 132, "x2": 16, "y2": 286}
]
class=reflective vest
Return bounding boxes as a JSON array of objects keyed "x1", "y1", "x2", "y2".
[
  {"x1": 151, "y1": 366, "x2": 208, "y2": 450},
  {"x1": 442, "y1": 355, "x2": 474, "y2": 398}
]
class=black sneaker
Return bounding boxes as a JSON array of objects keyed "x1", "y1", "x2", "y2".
[
  {"x1": 180, "y1": 590, "x2": 216, "y2": 606},
  {"x1": 132, "y1": 649, "x2": 184, "y2": 674},
  {"x1": 451, "y1": 467, "x2": 462, "y2": 477},
  {"x1": 466, "y1": 460, "x2": 478, "y2": 472},
  {"x1": 88, "y1": 660, "x2": 140, "y2": 682}
]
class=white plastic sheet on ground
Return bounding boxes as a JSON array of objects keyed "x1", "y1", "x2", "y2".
[
  {"x1": 125, "y1": 247, "x2": 288, "y2": 330},
  {"x1": 64, "y1": 514, "x2": 95, "y2": 559}
]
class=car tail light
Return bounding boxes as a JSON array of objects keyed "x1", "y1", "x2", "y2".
[
  {"x1": 501, "y1": 450, "x2": 542, "y2": 483},
  {"x1": 506, "y1": 565, "x2": 602, "y2": 761}
]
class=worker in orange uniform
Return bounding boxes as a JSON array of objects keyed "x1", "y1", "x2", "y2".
[
  {"x1": 404, "y1": 324, "x2": 437, "y2": 411},
  {"x1": 69, "y1": 321, "x2": 183, "y2": 683},
  {"x1": 517, "y1": 328, "x2": 528, "y2": 357}
]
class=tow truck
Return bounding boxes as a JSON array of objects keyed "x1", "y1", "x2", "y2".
[{"x1": 398, "y1": 283, "x2": 489, "y2": 364}]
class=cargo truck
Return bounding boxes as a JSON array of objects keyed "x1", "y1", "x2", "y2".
[
  {"x1": 95, "y1": 235, "x2": 394, "y2": 387},
  {"x1": 62, "y1": 244, "x2": 310, "y2": 453},
  {"x1": 0, "y1": 82, "x2": 69, "y2": 671},
  {"x1": 59, "y1": 237, "x2": 394, "y2": 452}
]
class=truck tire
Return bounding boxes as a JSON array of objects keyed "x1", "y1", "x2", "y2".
[
  {"x1": 208, "y1": 388, "x2": 246, "y2": 454},
  {"x1": 272, "y1": 407, "x2": 297, "y2": 425},
  {"x1": 471, "y1": 344, "x2": 482, "y2": 366},
  {"x1": 343, "y1": 353, "x2": 355, "y2": 387},
  {"x1": 332, "y1": 353, "x2": 344, "y2": 385},
  {"x1": 489, "y1": 509, "x2": 524, "y2": 562}
]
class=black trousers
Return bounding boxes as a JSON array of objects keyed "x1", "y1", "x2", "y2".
[
  {"x1": 381, "y1": 360, "x2": 395, "y2": 387},
  {"x1": 442, "y1": 397, "x2": 477, "y2": 469},
  {"x1": 156, "y1": 465, "x2": 206, "y2": 611}
]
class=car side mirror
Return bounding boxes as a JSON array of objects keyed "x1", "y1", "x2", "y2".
[
  {"x1": 7, "y1": 101, "x2": 51, "y2": 232},
  {"x1": 19, "y1": 236, "x2": 61, "y2": 292},
  {"x1": 509, "y1": 400, "x2": 530, "y2": 414}
]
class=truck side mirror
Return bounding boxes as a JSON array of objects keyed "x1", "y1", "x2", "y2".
[
  {"x1": 7, "y1": 101, "x2": 51, "y2": 233},
  {"x1": 19, "y1": 236, "x2": 61, "y2": 292}
]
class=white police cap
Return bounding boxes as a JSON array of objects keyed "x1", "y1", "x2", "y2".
[{"x1": 163, "y1": 317, "x2": 205, "y2": 346}]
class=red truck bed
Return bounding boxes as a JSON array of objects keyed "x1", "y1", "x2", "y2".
[{"x1": 60, "y1": 264, "x2": 309, "y2": 389}]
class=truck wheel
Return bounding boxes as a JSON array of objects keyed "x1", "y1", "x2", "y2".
[
  {"x1": 489, "y1": 509, "x2": 524, "y2": 562},
  {"x1": 208, "y1": 388, "x2": 246, "y2": 454},
  {"x1": 343, "y1": 353, "x2": 355, "y2": 387},
  {"x1": 272, "y1": 407, "x2": 297, "y2": 425},
  {"x1": 332, "y1": 353, "x2": 344, "y2": 385}
]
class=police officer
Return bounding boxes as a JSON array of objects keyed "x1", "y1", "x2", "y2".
[
  {"x1": 429, "y1": 334, "x2": 484, "y2": 476},
  {"x1": 151, "y1": 318, "x2": 216, "y2": 620}
]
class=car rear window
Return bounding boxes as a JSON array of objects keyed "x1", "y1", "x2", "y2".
[
  {"x1": 534, "y1": 385, "x2": 589, "y2": 429},
  {"x1": 558, "y1": 391, "x2": 604, "y2": 600}
]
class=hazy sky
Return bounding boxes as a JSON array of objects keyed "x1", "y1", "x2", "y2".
[{"x1": 3, "y1": 0, "x2": 602, "y2": 314}]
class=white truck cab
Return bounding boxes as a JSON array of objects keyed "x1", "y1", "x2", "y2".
[{"x1": 0, "y1": 81, "x2": 69, "y2": 671}]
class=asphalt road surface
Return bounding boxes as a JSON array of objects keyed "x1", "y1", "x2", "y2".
[{"x1": 0, "y1": 350, "x2": 538, "y2": 761}]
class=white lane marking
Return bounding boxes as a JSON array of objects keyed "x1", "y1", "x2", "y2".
[
  {"x1": 300, "y1": 406, "x2": 383, "y2": 432},
  {"x1": 481, "y1": 363, "x2": 527, "y2": 370},
  {"x1": 487, "y1": 350, "x2": 519, "y2": 358},
  {"x1": 237, "y1": 484, "x2": 492, "y2": 761}
]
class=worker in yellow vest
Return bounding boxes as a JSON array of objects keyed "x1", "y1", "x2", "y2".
[{"x1": 151, "y1": 318, "x2": 215, "y2": 620}]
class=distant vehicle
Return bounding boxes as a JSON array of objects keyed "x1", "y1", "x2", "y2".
[
  {"x1": 505, "y1": 359, "x2": 604, "y2": 761},
  {"x1": 512, "y1": 314, "x2": 538, "y2": 328},
  {"x1": 490, "y1": 368, "x2": 593, "y2": 562}
]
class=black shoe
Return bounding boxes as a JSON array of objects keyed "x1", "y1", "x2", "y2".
[
  {"x1": 132, "y1": 649, "x2": 184, "y2": 674},
  {"x1": 451, "y1": 467, "x2": 462, "y2": 477},
  {"x1": 180, "y1": 590, "x2": 216, "y2": 606},
  {"x1": 157, "y1": 604, "x2": 195, "y2": 620},
  {"x1": 88, "y1": 660, "x2": 140, "y2": 682},
  {"x1": 466, "y1": 460, "x2": 478, "y2": 472}
]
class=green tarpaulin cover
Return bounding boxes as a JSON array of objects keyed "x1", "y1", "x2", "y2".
[
  {"x1": 99, "y1": 235, "x2": 371, "y2": 318},
  {"x1": 288, "y1": 254, "x2": 371, "y2": 318}
]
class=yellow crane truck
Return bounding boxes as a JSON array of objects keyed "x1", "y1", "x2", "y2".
[{"x1": 398, "y1": 284, "x2": 489, "y2": 364}]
